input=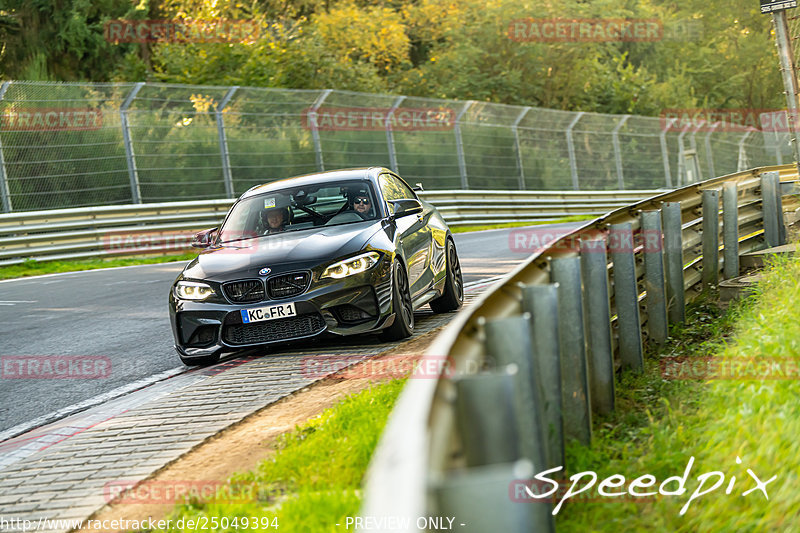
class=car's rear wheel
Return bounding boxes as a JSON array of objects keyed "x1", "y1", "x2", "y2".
[
  {"x1": 379, "y1": 260, "x2": 414, "y2": 342},
  {"x1": 430, "y1": 238, "x2": 463, "y2": 313}
]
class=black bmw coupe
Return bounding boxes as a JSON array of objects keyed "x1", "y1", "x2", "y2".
[{"x1": 169, "y1": 167, "x2": 463, "y2": 365}]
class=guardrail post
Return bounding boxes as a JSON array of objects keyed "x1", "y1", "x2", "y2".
[
  {"x1": 580, "y1": 236, "x2": 615, "y2": 414},
  {"x1": 566, "y1": 112, "x2": 584, "y2": 190},
  {"x1": 484, "y1": 315, "x2": 547, "y2": 471},
  {"x1": 662, "y1": 202, "x2": 685, "y2": 324},
  {"x1": 612, "y1": 115, "x2": 630, "y2": 189},
  {"x1": 120, "y1": 82, "x2": 145, "y2": 204},
  {"x1": 385, "y1": 95, "x2": 406, "y2": 173},
  {"x1": 550, "y1": 256, "x2": 591, "y2": 445},
  {"x1": 702, "y1": 190, "x2": 720, "y2": 287},
  {"x1": 0, "y1": 81, "x2": 12, "y2": 213},
  {"x1": 609, "y1": 222, "x2": 644, "y2": 371},
  {"x1": 660, "y1": 118, "x2": 676, "y2": 189},
  {"x1": 454, "y1": 368, "x2": 519, "y2": 466},
  {"x1": 432, "y1": 460, "x2": 555, "y2": 533},
  {"x1": 309, "y1": 89, "x2": 332, "y2": 172},
  {"x1": 513, "y1": 107, "x2": 531, "y2": 190},
  {"x1": 761, "y1": 171, "x2": 783, "y2": 247},
  {"x1": 723, "y1": 182, "x2": 740, "y2": 279},
  {"x1": 521, "y1": 284, "x2": 564, "y2": 471},
  {"x1": 454, "y1": 101, "x2": 474, "y2": 189},
  {"x1": 216, "y1": 86, "x2": 238, "y2": 199},
  {"x1": 641, "y1": 210, "x2": 669, "y2": 344}
]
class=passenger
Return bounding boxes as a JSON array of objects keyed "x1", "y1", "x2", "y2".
[{"x1": 264, "y1": 207, "x2": 288, "y2": 233}]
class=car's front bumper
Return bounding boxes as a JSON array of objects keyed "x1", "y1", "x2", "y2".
[{"x1": 169, "y1": 261, "x2": 394, "y2": 360}]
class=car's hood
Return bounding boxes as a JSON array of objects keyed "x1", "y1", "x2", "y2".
[{"x1": 182, "y1": 221, "x2": 384, "y2": 282}]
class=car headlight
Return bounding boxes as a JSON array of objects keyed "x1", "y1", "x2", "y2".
[
  {"x1": 174, "y1": 281, "x2": 216, "y2": 300},
  {"x1": 322, "y1": 252, "x2": 381, "y2": 279}
]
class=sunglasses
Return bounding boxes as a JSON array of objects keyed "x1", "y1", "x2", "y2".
[{"x1": 354, "y1": 198, "x2": 370, "y2": 205}]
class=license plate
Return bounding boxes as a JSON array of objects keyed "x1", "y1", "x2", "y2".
[{"x1": 240, "y1": 302, "x2": 297, "y2": 323}]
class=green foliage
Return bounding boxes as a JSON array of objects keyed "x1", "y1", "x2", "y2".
[
  {"x1": 1, "y1": 0, "x2": 784, "y2": 115},
  {"x1": 559, "y1": 255, "x2": 800, "y2": 530}
]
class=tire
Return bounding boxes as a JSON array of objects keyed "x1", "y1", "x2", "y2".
[
  {"x1": 379, "y1": 260, "x2": 415, "y2": 342},
  {"x1": 430, "y1": 238, "x2": 463, "y2": 313},
  {"x1": 178, "y1": 352, "x2": 220, "y2": 367}
]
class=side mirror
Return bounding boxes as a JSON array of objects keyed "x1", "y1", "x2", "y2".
[
  {"x1": 192, "y1": 228, "x2": 218, "y2": 248},
  {"x1": 412, "y1": 182, "x2": 424, "y2": 192},
  {"x1": 389, "y1": 199, "x2": 423, "y2": 220}
]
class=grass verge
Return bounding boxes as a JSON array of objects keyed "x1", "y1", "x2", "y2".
[
  {"x1": 159, "y1": 379, "x2": 405, "y2": 533},
  {"x1": 0, "y1": 253, "x2": 198, "y2": 280},
  {"x1": 557, "y1": 254, "x2": 800, "y2": 531},
  {"x1": 450, "y1": 214, "x2": 596, "y2": 234}
]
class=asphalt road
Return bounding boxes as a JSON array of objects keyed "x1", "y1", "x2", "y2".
[{"x1": 0, "y1": 222, "x2": 580, "y2": 434}]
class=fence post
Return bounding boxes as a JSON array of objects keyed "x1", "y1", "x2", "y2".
[
  {"x1": 385, "y1": 95, "x2": 406, "y2": 173},
  {"x1": 761, "y1": 171, "x2": 783, "y2": 247},
  {"x1": 521, "y1": 284, "x2": 564, "y2": 471},
  {"x1": 676, "y1": 124, "x2": 690, "y2": 186},
  {"x1": 580, "y1": 236, "x2": 615, "y2": 414},
  {"x1": 609, "y1": 222, "x2": 644, "y2": 371},
  {"x1": 120, "y1": 82, "x2": 145, "y2": 204},
  {"x1": 309, "y1": 89, "x2": 332, "y2": 172},
  {"x1": 723, "y1": 182, "x2": 739, "y2": 279},
  {"x1": 513, "y1": 107, "x2": 531, "y2": 190},
  {"x1": 216, "y1": 86, "x2": 238, "y2": 199},
  {"x1": 737, "y1": 131, "x2": 753, "y2": 171},
  {"x1": 660, "y1": 117, "x2": 675, "y2": 188},
  {"x1": 641, "y1": 210, "x2": 669, "y2": 345},
  {"x1": 662, "y1": 202, "x2": 685, "y2": 324},
  {"x1": 454, "y1": 101, "x2": 474, "y2": 189},
  {"x1": 566, "y1": 112, "x2": 584, "y2": 190},
  {"x1": 612, "y1": 115, "x2": 630, "y2": 189},
  {"x1": 704, "y1": 122, "x2": 720, "y2": 178},
  {"x1": 484, "y1": 315, "x2": 547, "y2": 472},
  {"x1": 550, "y1": 256, "x2": 591, "y2": 445},
  {"x1": 0, "y1": 81, "x2": 12, "y2": 213},
  {"x1": 702, "y1": 190, "x2": 720, "y2": 287}
]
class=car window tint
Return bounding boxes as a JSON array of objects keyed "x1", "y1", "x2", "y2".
[{"x1": 380, "y1": 174, "x2": 415, "y2": 201}]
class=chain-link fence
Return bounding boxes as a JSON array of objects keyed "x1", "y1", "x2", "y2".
[{"x1": 0, "y1": 80, "x2": 787, "y2": 212}]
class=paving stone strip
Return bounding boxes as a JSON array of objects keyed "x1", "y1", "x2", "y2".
[{"x1": 0, "y1": 294, "x2": 478, "y2": 532}]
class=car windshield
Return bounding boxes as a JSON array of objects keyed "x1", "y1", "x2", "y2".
[{"x1": 217, "y1": 180, "x2": 380, "y2": 243}]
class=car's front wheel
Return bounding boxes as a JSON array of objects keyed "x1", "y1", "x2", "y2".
[
  {"x1": 379, "y1": 260, "x2": 414, "y2": 342},
  {"x1": 430, "y1": 238, "x2": 463, "y2": 313}
]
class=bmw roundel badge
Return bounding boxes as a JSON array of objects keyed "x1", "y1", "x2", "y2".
[{"x1": 259, "y1": 267, "x2": 271, "y2": 276}]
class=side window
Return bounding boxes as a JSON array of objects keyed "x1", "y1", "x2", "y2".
[{"x1": 379, "y1": 174, "x2": 416, "y2": 204}]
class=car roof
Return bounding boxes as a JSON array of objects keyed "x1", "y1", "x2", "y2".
[{"x1": 240, "y1": 167, "x2": 389, "y2": 199}]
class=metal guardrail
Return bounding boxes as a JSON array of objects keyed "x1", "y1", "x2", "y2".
[
  {"x1": 0, "y1": 190, "x2": 659, "y2": 266},
  {"x1": 361, "y1": 164, "x2": 800, "y2": 531}
]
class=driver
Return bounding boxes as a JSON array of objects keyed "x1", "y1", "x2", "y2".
[{"x1": 352, "y1": 192, "x2": 374, "y2": 220}]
